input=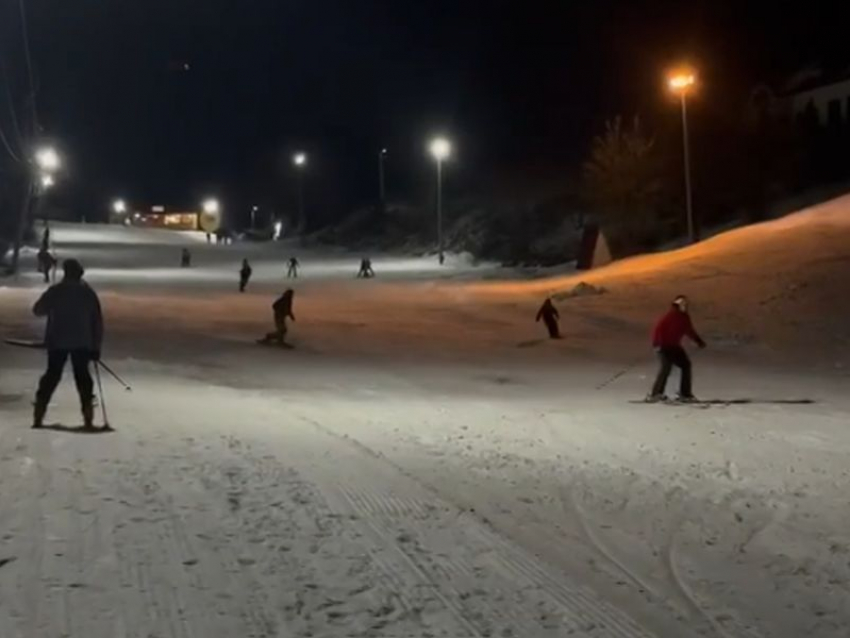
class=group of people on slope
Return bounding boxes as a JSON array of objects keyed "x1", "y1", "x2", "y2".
[{"x1": 27, "y1": 243, "x2": 704, "y2": 428}]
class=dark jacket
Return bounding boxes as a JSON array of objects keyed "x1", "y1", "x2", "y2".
[
  {"x1": 273, "y1": 292, "x2": 295, "y2": 321},
  {"x1": 652, "y1": 307, "x2": 704, "y2": 348},
  {"x1": 33, "y1": 280, "x2": 103, "y2": 351}
]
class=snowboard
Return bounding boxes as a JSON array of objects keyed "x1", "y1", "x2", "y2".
[{"x1": 4, "y1": 338, "x2": 45, "y2": 349}]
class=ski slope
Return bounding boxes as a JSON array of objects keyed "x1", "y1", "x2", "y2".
[{"x1": 2, "y1": 198, "x2": 850, "y2": 637}]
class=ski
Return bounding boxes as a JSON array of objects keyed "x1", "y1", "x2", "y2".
[{"x1": 4, "y1": 338, "x2": 46, "y2": 349}]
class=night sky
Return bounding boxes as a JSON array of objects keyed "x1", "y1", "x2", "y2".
[{"x1": 3, "y1": 1, "x2": 849, "y2": 226}]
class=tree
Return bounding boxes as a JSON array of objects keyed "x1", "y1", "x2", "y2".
[{"x1": 582, "y1": 116, "x2": 666, "y2": 245}]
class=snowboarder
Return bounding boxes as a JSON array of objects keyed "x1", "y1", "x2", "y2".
[
  {"x1": 646, "y1": 294, "x2": 706, "y2": 403},
  {"x1": 31, "y1": 259, "x2": 103, "y2": 429},
  {"x1": 239, "y1": 259, "x2": 253, "y2": 292},
  {"x1": 536, "y1": 297, "x2": 561, "y2": 339},
  {"x1": 181, "y1": 248, "x2": 192, "y2": 268},
  {"x1": 37, "y1": 247, "x2": 56, "y2": 283},
  {"x1": 357, "y1": 257, "x2": 374, "y2": 278},
  {"x1": 258, "y1": 289, "x2": 295, "y2": 346},
  {"x1": 287, "y1": 256, "x2": 299, "y2": 278}
]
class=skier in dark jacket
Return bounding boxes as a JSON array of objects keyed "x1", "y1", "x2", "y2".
[
  {"x1": 181, "y1": 248, "x2": 191, "y2": 268},
  {"x1": 258, "y1": 289, "x2": 295, "y2": 346},
  {"x1": 32, "y1": 259, "x2": 103, "y2": 428},
  {"x1": 37, "y1": 247, "x2": 56, "y2": 283},
  {"x1": 536, "y1": 297, "x2": 560, "y2": 339},
  {"x1": 357, "y1": 257, "x2": 374, "y2": 278},
  {"x1": 287, "y1": 256, "x2": 299, "y2": 278},
  {"x1": 239, "y1": 259, "x2": 253, "y2": 292},
  {"x1": 646, "y1": 295, "x2": 706, "y2": 402}
]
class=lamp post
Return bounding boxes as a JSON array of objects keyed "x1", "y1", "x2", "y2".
[
  {"x1": 251, "y1": 205, "x2": 258, "y2": 230},
  {"x1": 293, "y1": 152, "x2": 306, "y2": 231},
  {"x1": 668, "y1": 70, "x2": 697, "y2": 243},
  {"x1": 378, "y1": 148, "x2": 387, "y2": 206},
  {"x1": 429, "y1": 137, "x2": 451, "y2": 264}
]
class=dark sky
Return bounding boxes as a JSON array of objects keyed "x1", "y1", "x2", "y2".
[{"x1": 3, "y1": 0, "x2": 849, "y2": 226}]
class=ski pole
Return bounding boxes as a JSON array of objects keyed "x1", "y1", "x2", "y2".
[
  {"x1": 94, "y1": 363, "x2": 111, "y2": 430},
  {"x1": 97, "y1": 360, "x2": 132, "y2": 391}
]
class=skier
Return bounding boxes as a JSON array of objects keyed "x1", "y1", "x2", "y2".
[
  {"x1": 258, "y1": 289, "x2": 295, "y2": 346},
  {"x1": 181, "y1": 248, "x2": 192, "y2": 268},
  {"x1": 37, "y1": 247, "x2": 56, "y2": 283},
  {"x1": 41, "y1": 226, "x2": 50, "y2": 251},
  {"x1": 239, "y1": 259, "x2": 253, "y2": 292},
  {"x1": 535, "y1": 297, "x2": 561, "y2": 339},
  {"x1": 646, "y1": 294, "x2": 706, "y2": 403},
  {"x1": 357, "y1": 257, "x2": 375, "y2": 278},
  {"x1": 32, "y1": 259, "x2": 103, "y2": 429},
  {"x1": 287, "y1": 256, "x2": 299, "y2": 279}
]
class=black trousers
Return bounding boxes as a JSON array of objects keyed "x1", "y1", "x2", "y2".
[
  {"x1": 543, "y1": 316, "x2": 560, "y2": 339},
  {"x1": 37, "y1": 350, "x2": 94, "y2": 406},
  {"x1": 651, "y1": 346, "x2": 692, "y2": 397}
]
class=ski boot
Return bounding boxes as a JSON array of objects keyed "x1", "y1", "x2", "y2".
[
  {"x1": 644, "y1": 393, "x2": 668, "y2": 404},
  {"x1": 82, "y1": 397, "x2": 95, "y2": 429},
  {"x1": 675, "y1": 394, "x2": 699, "y2": 404},
  {"x1": 32, "y1": 398, "x2": 48, "y2": 429}
]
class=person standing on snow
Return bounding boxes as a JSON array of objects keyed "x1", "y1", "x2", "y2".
[
  {"x1": 357, "y1": 257, "x2": 374, "y2": 278},
  {"x1": 287, "y1": 256, "x2": 299, "y2": 279},
  {"x1": 258, "y1": 289, "x2": 295, "y2": 346},
  {"x1": 239, "y1": 259, "x2": 253, "y2": 292},
  {"x1": 32, "y1": 259, "x2": 104, "y2": 429},
  {"x1": 181, "y1": 248, "x2": 192, "y2": 268},
  {"x1": 536, "y1": 297, "x2": 561, "y2": 339},
  {"x1": 646, "y1": 294, "x2": 706, "y2": 402}
]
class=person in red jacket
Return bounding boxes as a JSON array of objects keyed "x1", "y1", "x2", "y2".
[{"x1": 647, "y1": 294, "x2": 706, "y2": 402}]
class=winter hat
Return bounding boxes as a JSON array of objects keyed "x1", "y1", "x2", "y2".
[
  {"x1": 673, "y1": 294, "x2": 688, "y2": 309},
  {"x1": 63, "y1": 259, "x2": 84, "y2": 280}
]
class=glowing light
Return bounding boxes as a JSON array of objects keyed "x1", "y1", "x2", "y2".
[
  {"x1": 273, "y1": 220, "x2": 283, "y2": 240},
  {"x1": 112, "y1": 199, "x2": 127, "y2": 214},
  {"x1": 293, "y1": 152, "x2": 306, "y2": 167},
  {"x1": 35, "y1": 147, "x2": 60, "y2": 172},
  {"x1": 202, "y1": 198, "x2": 220, "y2": 214},
  {"x1": 40, "y1": 174, "x2": 54, "y2": 188},
  {"x1": 429, "y1": 137, "x2": 451, "y2": 161},
  {"x1": 668, "y1": 71, "x2": 696, "y2": 93}
]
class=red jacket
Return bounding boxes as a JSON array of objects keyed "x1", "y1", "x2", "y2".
[{"x1": 652, "y1": 308, "x2": 704, "y2": 348}]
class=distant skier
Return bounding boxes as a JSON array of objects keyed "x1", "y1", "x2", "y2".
[
  {"x1": 239, "y1": 259, "x2": 253, "y2": 292},
  {"x1": 206, "y1": 232, "x2": 212, "y2": 244},
  {"x1": 646, "y1": 294, "x2": 706, "y2": 403},
  {"x1": 357, "y1": 257, "x2": 375, "y2": 278},
  {"x1": 181, "y1": 248, "x2": 192, "y2": 268},
  {"x1": 258, "y1": 289, "x2": 295, "y2": 346},
  {"x1": 287, "y1": 256, "x2": 299, "y2": 279},
  {"x1": 37, "y1": 247, "x2": 56, "y2": 283},
  {"x1": 41, "y1": 226, "x2": 50, "y2": 251},
  {"x1": 536, "y1": 297, "x2": 561, "y2": 339},
  {"x1": 32, "y1": 259, "x2": 103, "y2": 429}
]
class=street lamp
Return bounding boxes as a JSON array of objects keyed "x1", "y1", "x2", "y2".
[
  {"x1": 112, "y1": 199, "x2": 127, "y2": 214},
  {"x1": 40, "y1": 174, "x2": 54, "y2": 189},
  {"x1": 203, "y1": 198, "x2": 220, "y2": 215},
  {"x1": 378, "y1": 148, "x2": 388, "y2": 205},
  {"x1": 251, "y1": 205, "x2": 259, "y2": 230},
  {"x1": 293, "y1": 152, "x2": 307, "y2": 231},
  {"x1": 429, "y1": 137, "x2": 451, "y2": 264},
  {"x1": 35, "y1": 147, "x2": 60, "y2": 173},
  {"x1": 668, "y1": 69, "x2": 697, "y2": 243}
]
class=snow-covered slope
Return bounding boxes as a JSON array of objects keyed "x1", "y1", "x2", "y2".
[{"x1": 1, "y1": 197, "x2": 850, "y2": 637}]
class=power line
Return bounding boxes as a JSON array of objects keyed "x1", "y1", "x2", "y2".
[
  {"x1": 0, "y1": 120, "x2": 23, "y2": 162},
  {"x1": 0, "y1": 54, "x2": 25, "y2": 150},
  {"x1": 16, "y1": 0, "x2": 38, "y2": 137}
]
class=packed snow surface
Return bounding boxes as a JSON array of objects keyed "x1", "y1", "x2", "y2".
[{"x1": 2, "y1": 197, "x2": 850, "y2": 637}]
